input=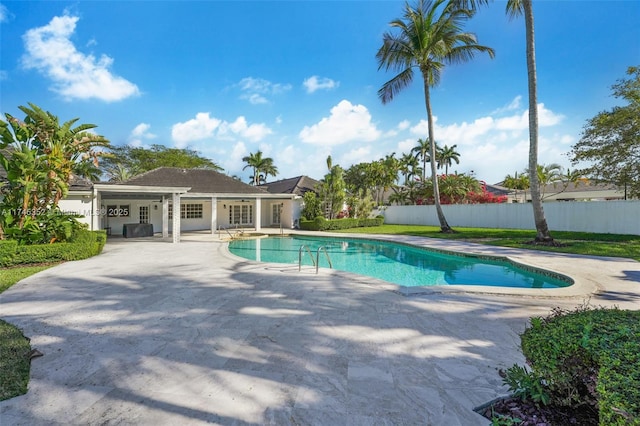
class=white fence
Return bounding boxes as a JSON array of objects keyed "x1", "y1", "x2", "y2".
[{"x1": 375, "y1": 200, "x2": 640, "y2": 235}]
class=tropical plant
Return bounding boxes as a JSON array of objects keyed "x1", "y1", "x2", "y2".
[
  {"x1": 0, "y1": 104, "x2": 109, "y2": 242},
  {"x1": 436, "y1": 143, "x2": 460, "y2": 174},
  {"x1": 399, "y1": 152, "x2": 421, "y2": 185},
  {"x1": 377, "y1": 0, "x2": 495, "y2": 232},
  {"x1": 503, "y1": 171, "x2": 529, "y2": 203},
  {"x1": 242, "y1": 150, "x2": 278, "y2": 185},
  {"x1": 411, "y1": 138, "x2": 432, "y2": 182},
  {"x1": 318, "y1": 156, "x2": 346, "y2": 219},
  {"x1": 300, "y1": 191, "x2": 323, "y2": 220}
]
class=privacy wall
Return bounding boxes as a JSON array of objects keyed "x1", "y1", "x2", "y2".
[{"x1": 376, "y1": 200, "x2": 640, "y2": 235}]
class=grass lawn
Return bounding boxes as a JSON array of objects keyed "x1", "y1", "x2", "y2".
[
  {"x1": 0, "y1": 319, "x2": 32, "y2": 401},
  {"x1": 0, "y1": 264, "x2": 55, "y2": 401},
  {"x1": 1, "y1": 265, "x2": 54, "y2": 293},
  {"x1": 336, "y1": 225, "x2": 640, "y2": 261}
]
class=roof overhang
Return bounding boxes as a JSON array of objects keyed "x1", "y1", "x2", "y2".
[
  {"x1": 93, "y1": 184, "x2": 192, "y2": 200},
  {"x1": 184, "y1": 192, "x2": 297, "y2": 199}
]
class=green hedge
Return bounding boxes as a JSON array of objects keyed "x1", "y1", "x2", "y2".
[
  {"x1": 520, "y1": 307, "x2": 640, "y2": 425},
  {"x1": 0, "y1": 230, "x2": 106, "y2": 268},
  {"x1": 299, "y1": 215, "x2": 384, "y2": 231}
]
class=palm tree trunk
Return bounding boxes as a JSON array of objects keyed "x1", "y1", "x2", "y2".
[
  {"x1": 524, "y1": 0, "x2": 552, "y2": 242},
  {"x1": 423, "y1": 79, "x2": 452, "y2": 232}
]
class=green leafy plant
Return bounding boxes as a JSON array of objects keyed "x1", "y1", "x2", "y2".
[{"x1": 502, "y1": 364, "x2": 550, "y2": 406}]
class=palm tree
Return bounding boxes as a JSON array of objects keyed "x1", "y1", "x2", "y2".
[
  {"x1": 400, "y1": 152, "x2": 421, "y2": 185},
  {"x1": 242, "y1": 150, "x2": 278, "y2": 185},
  {"x1": 456, "y1": 0, "x2": 553, "y2": 242},
  {"x1": 377, "y1": 0, "x2": 494, "y2": 232},
  {"x1": 503, "y1": 171, "x2": 529, "y2": 203},
  {"x1": 507, "y1": 0, "x2": 553, "y2": 241},
  {"x1": 411, "y1": 138, "x2": 431, "y2": 182},
  {"x1": 437, "y1": 144, "x2": 460, "y2": 174}
]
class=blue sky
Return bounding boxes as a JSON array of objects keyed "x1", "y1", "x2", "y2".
[{"x1": 1, "y1": 1, "x2": 638, "y2": 184}]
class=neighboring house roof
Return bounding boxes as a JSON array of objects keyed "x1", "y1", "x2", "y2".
[
  {"x1": 115, "y1": 167, "x2": 268, "y2": 194},
  {"x1": 260, "y1": 175, "x2": 321, "y2": 196},
  {"x1": 484, "y1": 183, "x2": 511, "y2": 197}
]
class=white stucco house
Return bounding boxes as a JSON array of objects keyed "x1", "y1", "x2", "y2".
[{"x1": 58, "y1": 167, "x2": 299, "y2": 243}]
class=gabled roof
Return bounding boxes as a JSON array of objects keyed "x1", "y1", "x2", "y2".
[
  {"x1": 118, "y1": 167, "x2": 268, "y2": 194},
  {"x1": 259, "y1": 175, "x2": 321, "y2": 196}
]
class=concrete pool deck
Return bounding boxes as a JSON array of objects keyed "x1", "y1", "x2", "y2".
[{"x1": 1, "y1": 231, "x2": 638, "y2": 425}]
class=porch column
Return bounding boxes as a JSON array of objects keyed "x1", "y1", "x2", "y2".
[
  {"x1": 255, "y1": 198, "x2": 261, "y2": 231},
  {"x1": 91, "y1": 187, "x2": 100, "y2": 231},
  {"x1": 210, "y1": 196, "x2": 217, "y2": 234},
  {"x1": 172, "y1": 192, "x2": 181, "y2": 243},
  {"x1": 162, "y1": 196, "x2": 169, "y2": 238}
]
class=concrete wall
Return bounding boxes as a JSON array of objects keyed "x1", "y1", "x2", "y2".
[{"x1": 376, "y1": 200, "x2": 640, "y2": 235}]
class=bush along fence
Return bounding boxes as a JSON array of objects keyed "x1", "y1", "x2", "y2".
[
  {"x1": 300, "y1": 215, "x2": 384, "y2": 231},
  {"x1": 0, "y1": 230, "x2": 107, "y2": 268}
]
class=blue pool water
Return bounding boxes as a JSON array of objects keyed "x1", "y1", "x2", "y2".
[{"x1": 228, "y1": 236, "x2": 571, "y2": 289}]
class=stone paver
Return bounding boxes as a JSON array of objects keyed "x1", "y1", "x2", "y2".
[{"x1": 1, "y1": 232, "x2": 638, "y2": 425}]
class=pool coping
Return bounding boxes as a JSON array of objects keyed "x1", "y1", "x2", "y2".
[{"x1": 221, "y1": 230, "x2": 625, "y2": 298}]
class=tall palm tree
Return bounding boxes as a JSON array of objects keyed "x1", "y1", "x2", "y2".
[
  {"x1": 242, "y1": 150, "x2": 278, "y2": 185},
  {"x1": 456, "y1": 0, "x2": 553, "y2": 242},
  {"x1": 437, "y1": 143, "x2": 460, "y2": 174},
  {"x1": 507, "y1": 0, "x2": 553, "y2": 242},
  {"x1": 377, "y1": 0, "x2": 494, "y2": 232}
]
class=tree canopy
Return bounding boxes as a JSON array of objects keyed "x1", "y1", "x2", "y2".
[
  {"x1": 570, "y1": 66, "x2": 640, "y2": 199},
  {"x1": 102, "y1": 144, "x2": 221, "y2": 182}
]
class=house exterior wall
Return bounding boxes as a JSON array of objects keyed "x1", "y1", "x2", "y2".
[
  {"x1": 376, "y1": 200, "x2": 640, "y2": 235},
  {"x1": 59, "y1": 195, "x2": 94, "y2": 227}
]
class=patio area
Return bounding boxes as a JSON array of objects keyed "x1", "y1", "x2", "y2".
[{"x1": 1, "y1": 233, "x2": 638, "y2": 425}]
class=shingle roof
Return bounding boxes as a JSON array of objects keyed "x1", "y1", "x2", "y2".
[
  {"x1": 119, "y1": 167, "x2": 268, "y2": 194},
  {"x1": 259, "y1": 176, "x2": 321, "y2": 196}
]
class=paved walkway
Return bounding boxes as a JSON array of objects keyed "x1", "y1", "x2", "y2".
[{"x1": 1, "y1": 232, "x2": 638, "y2": 425}]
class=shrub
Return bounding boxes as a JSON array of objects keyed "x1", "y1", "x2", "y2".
[
  {"x1": 0, "y1": 230, "x2": 106, "y2": 268},
  {"x1": 299, "y1": 215, "x2": 384, "y2": 231},
  {"x1": 518, "y1": 306, "x2": 640, "y2": 425}
]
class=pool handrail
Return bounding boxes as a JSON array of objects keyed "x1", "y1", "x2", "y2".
[
  {"x1": 316, "y1": 246, "x2": 333, "y2": 274},
  {"x1": 298, "y1": 245, "x2": 316, "y2": 271}
]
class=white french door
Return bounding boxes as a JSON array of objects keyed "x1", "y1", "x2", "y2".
[{"x1": 229, "y1": 204, "x2": 253, "y2": 226}]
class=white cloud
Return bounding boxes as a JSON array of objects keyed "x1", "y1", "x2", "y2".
[
  {"x1": 172, "y1": 112, "x2": 222, "y2": 148},
  {"x1": 397, "y1": 120, "x2": 411, "y2": 131},
  {"x1": 172, "y1": 113, "x2": 272, "y2": 148},
  {"x1": 340, "y1": 146, "x2": 372, "y2": 165},
  {"x1": 218, "y1": 116, "x2": 272, "y2": 142},
  {"x1": 128, "y1": 123, "x2": 156, "y2": 147},
  {"x1": 0, "y1": 70, "x2": 8, "y2": 81},
  {"x1": 237, "y1": 77, "x2": 291, "y2": 104},
  {"x1": 397, "y1": 137, "x2": 416, "y2": 153},
  {"x1": 0, "y1": 4, "x2": 12, "y2": 23},
  {"x1": 299, "y1": 100, "x2": 381, "y2": 146},
  {"x1": 303, "y1": 75, "x2": 339, "y2": 94},
  {"x1": 491, "y1": 95, "x2": 522, "y2": 115},
  {"x1": 403, "y1": 102, "x2": 568, "y2": 183},
  {"x1": 21, "y1": 14, "x2": 139, "y2": 102}
]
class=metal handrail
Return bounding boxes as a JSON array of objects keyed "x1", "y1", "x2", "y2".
[
  {"x1": 298, "y1": 245, "x2": 316, "y2": 271},
  {"x1": 316, "y1": 246, "x2": 333, "y2": 274}
]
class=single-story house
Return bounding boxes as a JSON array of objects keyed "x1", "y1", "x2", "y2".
[
  {"x1": 259, "y1": 175, "x2": 322, "y2": 227},
  {"x1": 57, "y1": 167, "x2": 299, "y2": 242}
]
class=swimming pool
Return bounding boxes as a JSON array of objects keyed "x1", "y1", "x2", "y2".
[{"x1": 228, "y1": 235, "x2": 572, "y2": 289}]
